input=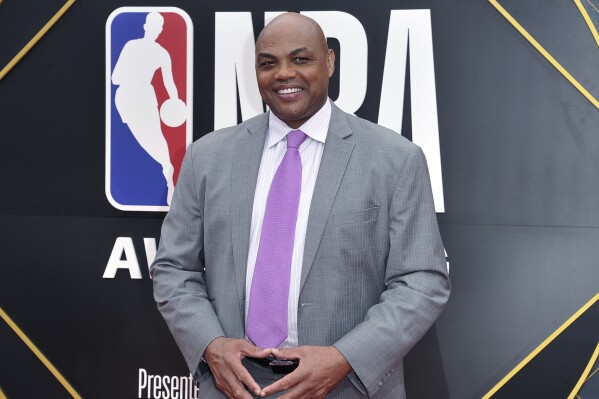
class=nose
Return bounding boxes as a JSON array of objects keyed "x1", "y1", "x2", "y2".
[{"x1": 274, "y1": 60, "x2": 297, "y2": 80}]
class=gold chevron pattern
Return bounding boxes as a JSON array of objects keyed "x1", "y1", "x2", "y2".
[
  {"x1": 0, "y1": 307, "x2": 82, "y2": 398},
  {"x1": 0, "y1": 0, "x2": 77, "y2": 80},
  {"x1": 576, "y1": 353, "x2": 599, "y2": 398},
  {"x1": 483, "y1": 293, "x2": 599, "y2": 398},
  {"x1": 574, "y1": 0, "x2": 599, "y2": 47},
  {"x1": 489, "y1": 0, "x2": 599, "y2": 110}
]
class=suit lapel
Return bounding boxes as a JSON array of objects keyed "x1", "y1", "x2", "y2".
[
  {"x1": 301, "y1": 105, "x2": 354, "y2": 291},
  {"x1": 231, "y1": 114, "x2": 269, "y2": 308}
]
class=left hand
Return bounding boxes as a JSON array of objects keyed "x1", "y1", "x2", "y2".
[{"x1": 259, "y1": 345, "x2": 352, "y2": 398}]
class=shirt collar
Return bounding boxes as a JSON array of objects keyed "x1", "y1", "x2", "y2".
[{"x1": 266, "y1": 99, "x2": 332, "y2": 148}]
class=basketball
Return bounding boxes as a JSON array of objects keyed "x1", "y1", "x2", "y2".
[{"x1": 160, "y1": 98, "x2": 187, "y2": 127}]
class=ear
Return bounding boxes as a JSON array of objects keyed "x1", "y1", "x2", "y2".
[{"x1": 326, "y1": 48, "x2": 335, "y2": 77}]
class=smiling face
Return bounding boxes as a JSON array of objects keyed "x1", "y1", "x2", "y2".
[{"x1": 255, "y1": 14, "x2": 335, "y2": 128}]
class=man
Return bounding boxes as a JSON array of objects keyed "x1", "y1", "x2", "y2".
[{"x1": 152, "y1": 12, "x2": 450, "y2": 398}]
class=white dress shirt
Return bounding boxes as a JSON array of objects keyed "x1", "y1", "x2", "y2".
[{"x1": 245, "y1": 99, "x2": 332, "y2": 348}]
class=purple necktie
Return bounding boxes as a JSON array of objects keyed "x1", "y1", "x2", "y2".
[{"x1": 246, "y1": 129, "x2": 307, "y2": 348}]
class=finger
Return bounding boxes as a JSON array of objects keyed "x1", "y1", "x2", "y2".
[
  {"x1": 222, "y1": 371, "x2": 254, "y2": 399},
  {"x1": 227, "y1": 381, "x2": 253, "y2": 399},
  {"x1": 260, "y1": 369, "x2": 302, "y2": 396},
  {"x1": 233, "y1": 365, "x2": 262, "y2": 397},
  {"x1": 219, "y1": 348, "x2": 262, "y2": 397},
  {"x1": 271, "y1": 347, "x2": 300, "y2": 360},
  {"x1": 212, "y1": 351, "x2": 258, "y2": 398},
  {"x1": 277, "y1": 386, "x2": 308, "y2": 399},
  {"x1": 239, "y1": 341, "x2": 273, "y2": 359}
]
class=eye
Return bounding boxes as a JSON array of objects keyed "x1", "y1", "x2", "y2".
[
  {"x1": 293, "y1": 57, "x2": 309, "y2": 64},
  {"x1": 258, "y1": 60, "x2": 275, "y2": 69}
]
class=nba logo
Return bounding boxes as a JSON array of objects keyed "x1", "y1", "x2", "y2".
[{"x1": 106, "y1": 7, "x2": 193, "y2": 211}]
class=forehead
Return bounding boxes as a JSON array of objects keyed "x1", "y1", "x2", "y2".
[{"x1": 256, "y1": 19, "x2": 323, "y2": 55}]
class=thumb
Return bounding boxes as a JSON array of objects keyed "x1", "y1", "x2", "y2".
[{"x1": 240, "y1": 340, "x2": 273, "y2": 358}]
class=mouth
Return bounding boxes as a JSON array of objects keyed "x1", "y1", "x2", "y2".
[{"x1": 275, "y1": 87, "x2": 303, "y2": 95}]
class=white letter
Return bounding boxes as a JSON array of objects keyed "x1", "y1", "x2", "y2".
[
  {"x1": 144, "y1": 237, "x2": 157, "y2": 278},
  {"x1": 378, "y1": 10, "x2": 444, "y2": 212},
  {"x1": 102, "y1": 237, "x2": 142, "y2": 279},
  {"x1": 214, "y1": 12, "x2": 263, "y2": 129},
  {"x1": 179, "y1": 375, "x2": 188, "y2": 399},
  {"x1": 170, "y1": 376, "x2": 179, "y2": 399},
  {"x1": 264, "y1": 11, "x2": 283, "y2": 25},
  {"x1": 302, "y1": 11, "x2": 367, "y2": 114},
  {"x1": 162, "y1": 376, "x2": 170, "y2": 399},
  {"x1": 191, "y1": 374, "x2": 200, "y2": 399},
  {"x1": 138, "y1": 368, "x2": 147, "y2": 398},
  {"x1": 153, "y1": 374, "x2": 162, "y2": 399}
]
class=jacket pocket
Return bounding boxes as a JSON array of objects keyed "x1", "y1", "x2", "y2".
[{"x1": 331, "y1": 206, "x2": 379, "y2": 226}]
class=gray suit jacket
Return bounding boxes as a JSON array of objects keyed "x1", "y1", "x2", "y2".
[{"x1": 152, "y1": 103, "x2": 450, "y2": 398}]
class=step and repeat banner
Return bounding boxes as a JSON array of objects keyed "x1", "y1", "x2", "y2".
[{"x1": 0, "y1": 0, "x2": 598, "y2": 398}]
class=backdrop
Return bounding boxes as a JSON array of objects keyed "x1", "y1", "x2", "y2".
[{"x1": 0, "y1": 0, "x2": 598, "y2": 398}]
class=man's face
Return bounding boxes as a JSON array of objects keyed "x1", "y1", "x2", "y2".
[{"x1": 255, "y1": 17, "x2": 335, "y2": 129}]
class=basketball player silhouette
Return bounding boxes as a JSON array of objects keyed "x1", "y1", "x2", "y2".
[{"x1": 112, "y1": 12, "x2": 180, "y2": 205}]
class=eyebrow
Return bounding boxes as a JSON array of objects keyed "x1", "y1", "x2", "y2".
[
  {"x1": 289, "y1": 47, "x2": 308, "y2": 56},
  {"x1": 256, "y1": 52, "x2": 276, "y2": 59},
  {"x1": 256, "y1": 47, "x2": 309, "y2": 59}
]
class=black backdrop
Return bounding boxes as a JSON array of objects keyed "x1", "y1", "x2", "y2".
[{"x1": 1, "y1": 0, "x2": 598, "y2": 398}]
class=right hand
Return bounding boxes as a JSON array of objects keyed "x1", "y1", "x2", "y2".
[{"x1": 204, "y1": 337, "x2": 272, "y2": 398}]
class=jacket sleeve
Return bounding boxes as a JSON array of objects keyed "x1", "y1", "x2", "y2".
[
  {"x1": 151, "y1": 145, "x2": 225, "y2": 379},
  {"x1": 334, "y1": 146, "x2": 451, "y2": 397}
]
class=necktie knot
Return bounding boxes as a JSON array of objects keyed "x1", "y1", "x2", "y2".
[{"x1": 287, "y1": 130, "x2": 307, "y2": 149}]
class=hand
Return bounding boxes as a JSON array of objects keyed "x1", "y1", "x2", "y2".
[
  {"x1": 204, "y1": 337, "x2": 272, "y2": 399},
  {"x1": 260, "y1": 345, "x2": 352, "y2": 398}
]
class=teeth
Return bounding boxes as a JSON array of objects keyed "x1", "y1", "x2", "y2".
[{"x1": 277, "y1": 87, "x2": 302, "y2": 94}]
